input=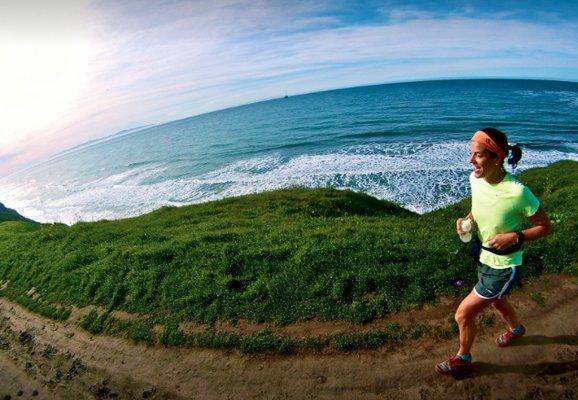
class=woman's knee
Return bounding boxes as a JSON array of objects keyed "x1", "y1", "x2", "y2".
[
  {"x1": 454, "y1": 308, "x2": 473, "y2": 326},
  {"x1": 455, "y1": 292, "x2": 491, "y2": 325}
]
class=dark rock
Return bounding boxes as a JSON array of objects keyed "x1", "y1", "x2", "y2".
[
  {"x1": 142, "y1": 388, "x2": 156, "y2": 398},
  {"x1": 24, "y1": 362, "x2": 35, "y2": 375},
  {"x1": 42, "y1": 345, "x2": 57, "y2": 358},
  {"x1": 18, "y1": 331, "x2": 33, "y2": 344},
  {"x1": 55, "y1": 369, "x2": 63, "y2": 381},
  {"x1": 89, "y1": 379, "x2": 118, "y2": 399},
  {"x1": 419, "y1": 388, "x2": 430, "y2": 400},
  {"x1": 65, "y1": 358, "x2": 87, "y2": 380}
]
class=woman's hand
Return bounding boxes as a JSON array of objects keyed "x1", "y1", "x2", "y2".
[
  {"x1": 488, "y1": 206, "x2": 552, "y2": 250},
  {"x1": 456, "y1": 215, "x2": 474, "y2": 235},
  {"x1": 456, "y1": 218, "x2": 466, "y2": 235},
  {"x1": 487, "y1": 232, "x2": 518, "y2": 250}
]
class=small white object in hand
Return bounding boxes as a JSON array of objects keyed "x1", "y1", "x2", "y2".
[{"x1": 459, "y1": 219, "x2": 472, "y2": 243}]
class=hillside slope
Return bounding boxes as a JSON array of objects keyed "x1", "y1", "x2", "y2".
[
  {"x1": 0, "y1": 160, "x2": 575, "y2": 348},
  {"x1": 0, "y1": 202, "x2": 36, "y2": 224}
]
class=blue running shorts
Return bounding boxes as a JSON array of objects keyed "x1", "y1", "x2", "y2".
[{"x1": 474, "y1": 263, "x2": 519, "y2": 300}]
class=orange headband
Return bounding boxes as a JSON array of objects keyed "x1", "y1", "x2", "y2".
[{"x1": 471, "y1": 131, "x2": 506, "y2": 160}]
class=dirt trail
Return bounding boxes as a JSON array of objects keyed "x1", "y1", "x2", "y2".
[{"x1": 1, "y1": 274, "x2": 577, "y2": 399}]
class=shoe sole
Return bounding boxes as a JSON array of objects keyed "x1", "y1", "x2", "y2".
[
  {"x1": 434, "y1": 365, "x2": 449, "y2": 375},
  {"x1": 434, "y1": 364, "x2": 469, "y2": 375}
]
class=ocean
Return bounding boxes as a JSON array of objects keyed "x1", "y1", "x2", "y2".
[{"x1": 1, "y1": 79, "x2": 577, "y2": 225}]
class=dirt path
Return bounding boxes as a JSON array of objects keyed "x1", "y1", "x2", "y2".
[{"x1": 1, "y1": 274, "x2": 577, "y2": 399}]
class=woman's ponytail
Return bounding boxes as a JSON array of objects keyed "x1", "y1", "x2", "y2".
[{"x1": 507, "y1": 144, "x2": 522, "y2": 168}]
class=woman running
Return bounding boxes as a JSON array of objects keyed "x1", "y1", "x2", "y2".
[{"x1": 435, "y1": 128, "x2": 552, "y2": 375}]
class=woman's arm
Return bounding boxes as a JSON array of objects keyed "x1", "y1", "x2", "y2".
[
  {"x1": 487, "y1": 206, "x2": 552, "y2": 250},
  {"x1": 522, "y1": 206, "x2": 552, "y2": 240}
]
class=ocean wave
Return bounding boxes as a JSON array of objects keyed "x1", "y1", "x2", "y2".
[{"x1": 3, "y1": 141, "x2": 576, "y2": 224}]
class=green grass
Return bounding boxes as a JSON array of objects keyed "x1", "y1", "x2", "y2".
[
  {"x1": 80, "y1": 312, "x2": 414, "y2": 354},
  {"x1": 0, "y1": 160, "x2": 576, "y2": 350},
  {"x1": 79, "y1": 310, "x2": 108, "y2": 333},
  {"x1": 0, "y1": 287, "x2": 70, "y2": 321}
]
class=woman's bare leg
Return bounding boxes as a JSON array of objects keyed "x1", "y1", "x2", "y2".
[
  {"x1": 455, "y1": 290, "x2": 494, "y2": 355},
  {"x1": 492, "y1": 297, "x2": 519, "y2": 330}
]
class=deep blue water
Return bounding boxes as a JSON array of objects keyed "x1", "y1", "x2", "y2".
[{"x1": 1, "y1": 79, "x2": 577, "y2": 224}]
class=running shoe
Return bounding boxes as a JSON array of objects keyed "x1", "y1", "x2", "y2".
[
  {"x1": 435, "y1": 355, "x2": 471, "y2": 375},
  {"x1": 496, "y1": 325, "x2": 526, "y2": 347}
]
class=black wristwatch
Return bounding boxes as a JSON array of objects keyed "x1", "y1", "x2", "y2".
[{"x1": 516, "y1": 231, "x2": 525, "y2": 246}]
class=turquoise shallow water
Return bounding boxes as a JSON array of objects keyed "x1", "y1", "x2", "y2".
[{"x1": 1, "y1": 79, "x2": 577, "y2": 224}]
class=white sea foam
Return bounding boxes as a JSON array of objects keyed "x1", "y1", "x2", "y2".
[{"x1": 1, "y1": 141, "x2": 576, "y2": 224}]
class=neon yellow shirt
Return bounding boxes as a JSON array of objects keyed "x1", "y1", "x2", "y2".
[{"x1": 470, "y1": 172, "x2": 540, "y2": 269}]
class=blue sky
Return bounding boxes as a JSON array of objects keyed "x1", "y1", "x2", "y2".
[{"x1": 1, "y1": 0, "x2": 577, "y2": 175}]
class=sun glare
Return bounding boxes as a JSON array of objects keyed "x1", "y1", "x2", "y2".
[{"x1": 0, "y1": 0, "x2": 94, "y2": 148}]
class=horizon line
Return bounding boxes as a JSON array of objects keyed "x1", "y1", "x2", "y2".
[{"x1": 3, "y1": 76, "x2": 577, "y2": 180}]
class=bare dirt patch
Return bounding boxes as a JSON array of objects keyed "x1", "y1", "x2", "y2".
[{"x1": 1, "y1": 274, "x2": 577, "y2": 399}]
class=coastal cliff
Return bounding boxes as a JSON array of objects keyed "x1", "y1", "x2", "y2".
[{"x1": 0, "y1": 202, "x2": 36, "y2": 224}]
